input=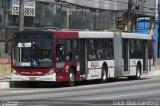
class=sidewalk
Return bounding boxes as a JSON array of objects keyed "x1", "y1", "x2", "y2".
[
  {"x1": 0, "y1": 73, "x2": 11, "y2": 82},
  {"x1": 142, "y1": 67, "x2": 160, "y2": 77},
  {"x1": 0, "y1": 74, "x2": 10, "y2": 89}
]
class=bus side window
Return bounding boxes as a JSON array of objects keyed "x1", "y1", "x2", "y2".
[
  {"x1": 104, "y1": 39, "x2": 113, "y2": 59},
  {"x1": 130, "y1": 40, "x2": 135, "y2": 58},
  {"x1": 66, "y1": 40, "x2": 72, "y2": 61},
  {"x1": 136, "y1": 40, "x2": 143, "y2": 58},
  {"x1": 88, "y1": 40, "x2": 97, "y2": 60},
  {"x1": 72, "y1": 40, "x2": 79, "y2": 61},
  {"x1": 96, "y1": 40, "x2": 104, "y2": 60},
  {"x1": 109, "y1": 40, "x2": 113, "y2": 59}
]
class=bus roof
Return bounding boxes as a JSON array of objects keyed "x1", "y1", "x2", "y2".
[
  {"x1": 79, "y1": 31, "x2": 114, "y2": 38},
  {"x1": 15, "y1": 30, "x2": 53, "y2": 35},
  {"x1": 14, "y1": 30, "x2": 152, "y2": 40},
  {"x1": 121, "y1": 32, "x2": 152, "y2": 40},
  {"x1": 78, "y1": 31, "x2": 152, "y2": 40}
]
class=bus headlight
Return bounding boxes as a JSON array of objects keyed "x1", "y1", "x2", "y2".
[
  {"x1": 12, "y1": 69, "x2": 19, "y2": 75},
  {"x1": 45, "y1": 68, "x2": 54, "y2": 75}
]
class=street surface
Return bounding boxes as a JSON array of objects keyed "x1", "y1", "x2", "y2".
[{"x1": 0, "y1": 76, "x2": 160, "y2": 105}]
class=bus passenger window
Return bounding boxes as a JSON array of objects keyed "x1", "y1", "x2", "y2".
[
  {"x1": 88, "y1": 50, "x2": 96, "y2": 60},
  {"x1": 103, "y1": 39, "x2": 113, "y2": 60},
  {"x1": 105, "y1": 50, "x2": 109, "y2": 59},
  {"x1": 97, "y1": 49, "x2": 103, "y2": 60},
  {"x1": 130, "y1": 40, "x2": 136, "y2": 58},
  {"x1": 74, "y1": 52, "x2": 79, "y2": 60},
  {"x1": 66, "y1": 52, "x2": 72, "y2": 61},
  {"x1": 75, "y1": 55, "x2": 78, "y2": 60},
  {"x1": 65, "y1": 40, "x2": 72, "y2": 61}
]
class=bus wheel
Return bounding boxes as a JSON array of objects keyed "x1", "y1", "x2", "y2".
[
  {"x1": 67, "y1": 69, "x2": 75, "y2": 87},
  {"x1": 136, "y1": 67, "x2": 141, "y2": 80},
  {"x1": 128, "y1": 67, "x2": 141, "y2": 80},
  {"x1": 101, "y1": 66, "x2": 108, "y2": 83}
]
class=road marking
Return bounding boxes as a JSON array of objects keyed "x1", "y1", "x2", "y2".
[
  {"x1": 47, "y1": 101, "x2": 106, "y2": 105},
  {"x1": 1, "y1": 82, "x2": 160, "y2": 98},
  {"x1": 89, "y1": 90, "x2": 160, "y2": 100}
]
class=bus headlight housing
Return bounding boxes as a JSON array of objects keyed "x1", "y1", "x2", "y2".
[
  {"x1": 12, "y1": 68, "x2": 19, "y2": 75},
  {"x1": 45, "y1": 68, "x2": 54, "y2": 75}
]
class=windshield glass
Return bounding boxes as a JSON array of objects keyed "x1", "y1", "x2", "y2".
[{"x1": 13, "y1": 40, "x2": 53, "y2": 67}]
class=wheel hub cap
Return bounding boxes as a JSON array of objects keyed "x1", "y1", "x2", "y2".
[
  {"x1": 103, "y1": 70, "x2": 106, "y2": 80},
  {"x1": 70, "y1": 73, "x2": 74, "y2": 82}
]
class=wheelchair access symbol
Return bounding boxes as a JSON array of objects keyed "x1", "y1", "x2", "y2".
[{"x1": 31, "y1": 59, "x2": 39, "y2": 67}]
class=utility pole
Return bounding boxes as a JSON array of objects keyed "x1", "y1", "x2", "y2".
[
  {"x1": 124, "y1": 0, "x2": 134, "y2": 32},
  {"x1": 19, "y1": 0, "x2": 24, "y2": 31}
]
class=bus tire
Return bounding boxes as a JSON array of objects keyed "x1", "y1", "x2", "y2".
[
  {"x1": 128, "y1": 67, "x2": 141, "y2": 80},
  {"x1": 101, "y1": 66, "x2": 108, "y2": 83},
  {"x1": 67, "y1": 69, "x2": 75, "y2": 87},
  {"x1": 135, "y1": 66, "x2": 141, "y2": 80}
]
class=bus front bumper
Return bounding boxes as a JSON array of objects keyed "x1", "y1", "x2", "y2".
[{"x1": 11, "y1": 73, "x2": 56, "y2": 82}]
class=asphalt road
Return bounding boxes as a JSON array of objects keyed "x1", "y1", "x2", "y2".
[{"x1": 0, "y1": 76, "x2": 160, "y2": 106}]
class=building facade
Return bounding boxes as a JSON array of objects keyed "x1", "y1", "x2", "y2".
[{"x1": 0, "y1": 0, "x2": 126, "y2": 41}]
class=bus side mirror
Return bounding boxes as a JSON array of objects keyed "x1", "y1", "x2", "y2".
[{"x1": 5, "y1": 39, "x2": 13, "y2": 54}]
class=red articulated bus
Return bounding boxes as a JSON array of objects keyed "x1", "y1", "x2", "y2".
[{"x1": 9, "y1": 30, "x2": 154, "y2": 87}]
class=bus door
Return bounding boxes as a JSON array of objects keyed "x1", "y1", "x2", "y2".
[
  {"x1": 123, "y1": 39, "x2": 129, "y2": 72},
  {"x1": 79, "y1": 39, "x2": 87, "y2": 77},
  {"x1": 143, "y1": 41, "x2": 148, "y2": 73}
]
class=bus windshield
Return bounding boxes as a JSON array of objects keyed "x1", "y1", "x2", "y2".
[{"x1": 13, "y1": 40, "x2": 53, "y2": 67}]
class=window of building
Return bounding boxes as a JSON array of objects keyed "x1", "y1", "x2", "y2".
[
  {"x1": 3, "y1": 0, "x2": 10, "y2": 10},
  {"x1": 8, "y1": 15, "x2": 19, "y2": 26},
  {"x1": 35, "y1": 2, "x2": 62, "y2": 28},
  {"x1": 0, "y1": 0, "x2": 2, "y2": 9}
]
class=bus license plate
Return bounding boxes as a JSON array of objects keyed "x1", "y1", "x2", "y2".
[{"x1": 29, "y1": 77, "x2": 36, "y2": 81}]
